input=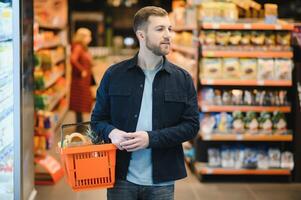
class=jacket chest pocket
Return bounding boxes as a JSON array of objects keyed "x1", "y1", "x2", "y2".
[
  {"x1": 164, "y1": 92, "x2": 187, "y2": 122},
  {"x1": 109, "y1": 87, "x2": 131, "y2": 118}
]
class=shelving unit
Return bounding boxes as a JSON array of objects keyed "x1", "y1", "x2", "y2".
[
  {"x1": 170, "y1": 12, "x2": 296, "y2": 180},
  {"x1": 33, "y1": 0, "x2": 69, "y2": 184},
  {"x1": 194, "y1": 162, "x2": 291, "y2": 176}
]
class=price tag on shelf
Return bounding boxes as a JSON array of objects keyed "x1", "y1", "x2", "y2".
[
  {"x1": 212, "y1": 23, "x2": 220, "y2": 29},
  {"x1": 275, "y1": 25, "x2": 282, "y2": 30},
  {"x1": 206, "y1": 79, "x2": 214, "y2": 85},
  {"x1": 202, "y1": 106, "x2": 208, "y2": 112},
  {"x1": 206, "y1": 168, "x2": 214, "y2": 174},
  {"x1": 203, "y1": 134, "x2": 211, "y2": 140},
  {"x1": 257, "y1": 80, "x2": 265, "y2": 86},
  {"x1": 243, "y1": 24, "x2": 252, "y2": 29},
  {"x1": 236, "y1": 134, "x2": 244, "y2": 141}
]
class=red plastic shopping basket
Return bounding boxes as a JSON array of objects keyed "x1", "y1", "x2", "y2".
[{"x1": 59, "y1": 122, "x2": 116, "y2": 191}]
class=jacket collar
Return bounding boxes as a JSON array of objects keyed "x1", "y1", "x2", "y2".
[{"x1": 127, "y1": 52, "x2": 172, "y2": 74}]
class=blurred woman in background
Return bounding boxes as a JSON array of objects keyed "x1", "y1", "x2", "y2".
[{"x1": 70, "y1": 28, "x2": 93, "y2": 126}]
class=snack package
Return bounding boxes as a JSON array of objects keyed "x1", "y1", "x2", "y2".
[
  {"x1": 58, "y1": 132, "x2": 92, "y2": 148},
  {"x1": 214, "y1": 89, "x2": 223, "y2": 105},
  {"x1": 257, "y1": 149, "x2": 269, "y2": 169},
  {"x1": 222, "y1": 90, "x2": 232, "y2": 105},
  {"x1": 200, "y1": 113, "x2": 216, "y2": 135},
  {"x1": 202, "y1": 88, "x2": 215, "y2": 104},
  {"x1": 229, "y1": 31, "x2": 242, "y2": 45},
  {"x1": 208, "y1": 148, "x2": 221, "y2": 167},
  {"x1": 251, "y1": 31, "x2": 265, "y2": 45},
  {"x1": 268, "y1": 148, "x2": 281, "y2": 168},
  {"x1": 281, "y1": 151, "x2": 294, "y2": 170},
  {"x1": 231, "y1": 89, "x2": 243, "y2": 105},
  {"x1": 243, "y1": 148, "x2": 257, "y2": 169},
  {"x1": 274, "y1": 59, "x2": 293, "y2": 80},
  {"x1": 215, "y1": 112, "x2": 232, "y2": 132},
  {"x1": 240, "y1": 59, "x2": 257, "y2": 80},
  {"x1": 244, "y1": 111, "x2": 258, "y2": 132},
  {"x1": 221, "y1": 146, "x2": 235, "y2": 168},
  {"x1": 232, "y1": 111, "x2": 244, "y2": 132},
  {"x1": 223, "y1": 58, "x2": 240, "y2": 79},
  {"x1": 200, "y1": 58, "x2": 222, "y2": 79},
  {"x1": 241, "y1": 31, "x2": 251, "y2": 45},
  {"x1": 276, "y1": 31, "x2": 291, "y2": 46},
  {"x1": 243, "y1": 90, "x2": 255, "y2": 106},
  {"x1": 200, "y1": 31, "x2": 216, "y2": 45},
  {"x1": 258, "y1": 112, "x2": 273, "y2": 133},
  {"x1": 234, "y1": 147, "x2": 245, "y2": 169},
  {"x1": 265, "y1": 31, "x2": 276, "y2": 46},
  {"x1": 272, "y1": 111, "x2": 287, "y2": 131},
  {"x1": 216, "y1": 31, "x2": 231, "y2": 46},
  {"x1": 257, "y1": 59, "x2": 274, "y2": 80}
]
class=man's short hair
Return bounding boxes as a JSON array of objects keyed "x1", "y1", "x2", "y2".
[{"x1": 133, "y1": 6, "x2": 168, "y2": 33}]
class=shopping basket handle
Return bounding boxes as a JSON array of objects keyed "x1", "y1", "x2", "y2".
[{"x1": 60, "y1": 121, "x2": 99, "y2": 148}]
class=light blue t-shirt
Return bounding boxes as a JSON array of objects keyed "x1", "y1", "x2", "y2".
[{"x1": 126, "y1": 63, "x2": 174, "y2": 186}]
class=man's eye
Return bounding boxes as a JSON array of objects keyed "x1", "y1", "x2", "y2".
[{"x1": 157, "y1": 28, "x2": 163, "y2": 31}]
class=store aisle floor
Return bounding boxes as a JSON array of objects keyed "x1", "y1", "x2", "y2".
[{"x1": 35, "y1": 112, "x2": 301, "y2": 200}]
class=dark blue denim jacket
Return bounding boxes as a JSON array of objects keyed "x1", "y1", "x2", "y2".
[{"x1": 91, "y1": 54, "x2": 199, "y2": 183}]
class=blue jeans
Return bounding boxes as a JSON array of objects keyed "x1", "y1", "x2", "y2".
[{"x1": 107, "y1": 180, "x2": 174, "y2": 200}]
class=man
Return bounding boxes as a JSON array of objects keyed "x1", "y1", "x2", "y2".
[{"x1": 91, "y1": 6, "x2": 199, "y2": 200}]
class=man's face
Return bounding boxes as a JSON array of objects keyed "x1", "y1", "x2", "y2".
[{"x1": 144, "y1": 15, "x2": 172, "y2": 56}]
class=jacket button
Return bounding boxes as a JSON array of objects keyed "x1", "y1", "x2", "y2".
[
  {"x1": 140, "y1": 84, "x2": 143, "y2": 88},
  {"x1": 134, "y1": 114, "x2": 138, "y2": 118}
]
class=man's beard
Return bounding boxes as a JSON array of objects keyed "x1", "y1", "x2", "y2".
[{"x1": 145, "y1": 35, "x2": 169, "y2": 56}]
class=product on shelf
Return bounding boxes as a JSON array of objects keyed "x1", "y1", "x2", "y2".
[
  {"x1": 200, "y1": 31, "x2": 216, "y2": 45},
  {"x1": 207, "y1": 146, "x2": 293, "y2": 170},
  {"x1": 229, "y1": 31, "x2": 242, "y2": 45},
  {"x1": 276, "y1": 31, "x2": 291, "y2": 46},
  {"x1": 216, "y1": 31, "x2": 231, "y2": 46},
  {"x1": 198, "y1": 2, "x2": 238, "y2": 22},
  {"x1": 231, "y1": 89, "x2": 243, "y2": 105},
  {"x1": 264, "y1": 3, "x2": 278, "y2": 24},
  {"x1": 272, "y1": 111, "x2": 287, "y2": 131},
  {"x1": 274, "y1": 59, "x2": 293, "y2": 80},
  {"x1": 222, "y1": 58, "x2": 240, "y2": 79},
  {"x1": 268, "y1": 148, "x2": 281, "y2": 168},
  {"x1": 258, "y1": 112, "x2": 273, "y2": 133},
  {"x1": 241, "y1": 31, "x2": 252, "y2": 45},
  {"x1": 200, "y1": 58, "x2": 222, "y2": 79},
  {"x1": 215, "y1": 112, "x2": 232, "y2": 132},
  {"x1": 251, "y1": 31, "x2": 265, "y2": 45},
  {"x1": 240, "y1": 58, "x2": 257, "y2": 79},
  {"x1": 232, "y1": 111, "x2": 244, "y2": 131},
  {"x1": 208, "y1": 148, "x2": 221, "y2": 167},
  {"x1": 199, "y1": 113, "x2": 216, "y2": 135},
  {"x1": 244, "y1": 112, "x2": 259, "y2": 132},
  {"x1": 257, "y1": 59, "x2": 274, "y2": 80},
  {"x1": 281, "y1": 151, "x2": 294, "y2": 169},
  {"x1": 265, "y1": 31, "x2": 276, "y2": 46}
]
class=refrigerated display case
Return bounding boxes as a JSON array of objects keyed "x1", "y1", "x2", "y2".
[{"x1": 0, "y1": 0, "x2": 35, "y2": 199}]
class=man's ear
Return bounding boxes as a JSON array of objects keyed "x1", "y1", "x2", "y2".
[{"x1": 136, "y1": 30, "x2": 145, "y2": 41}]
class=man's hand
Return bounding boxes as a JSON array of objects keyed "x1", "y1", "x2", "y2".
[
  {"x1": 108, "y1": 129, "x2": 129, "y2": 150},
  {"x1": 120, "y1": 131, "x2": 149, "y2": 152}
]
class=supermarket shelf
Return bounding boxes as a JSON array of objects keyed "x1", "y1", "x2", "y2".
[
  {"x1": 200, "y1": 20, "x2": 294, "y2": 31},
  {"x1": 35, "y1": 104, "x2": 68, "y2": 133},
  {"x1": 200, "y1": 132, "x2": 293, "y2": 141},
  {"x1": 200, "y1": 79, "x2": 292, "y2": 87},
  {"x1": 194, "y1": 162, "x2": 291, "y2": 175},
  {"x1": 38, "y1": 25, "x2": 64, "y2": 32},
  {"x1": 47, "y1": 89, "x2": 67, "y2": 111},
  {"x1": 36, "y1": 69, "x2": 65, "y2": 91},
  {"x1": 200, "y1": 104, "x2": 291, "y2": 113},
  {"x1": 36, "y1": 41, "x2": 61, "y2": 51},
  {"x1": 171, "y1": 44, "x2": 197, "y2": 57},
  {"x1": 202, "y1": 50, "x2": 293, "y2": 58},
  {"x1": 53, "y1": 55, "x2": 65, "y2": 65},
  {"x1": 173, "y1": 25, "x2": 197, "y2": 32}
]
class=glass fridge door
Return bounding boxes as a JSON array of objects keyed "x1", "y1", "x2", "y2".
[{"x1": 0, "y1": 0, "x2": 14, "y2": 199}]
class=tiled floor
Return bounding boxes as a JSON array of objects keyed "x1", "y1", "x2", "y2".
[{"x1": 35, "y1": 112, "x2": 301, "y2": 200}]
